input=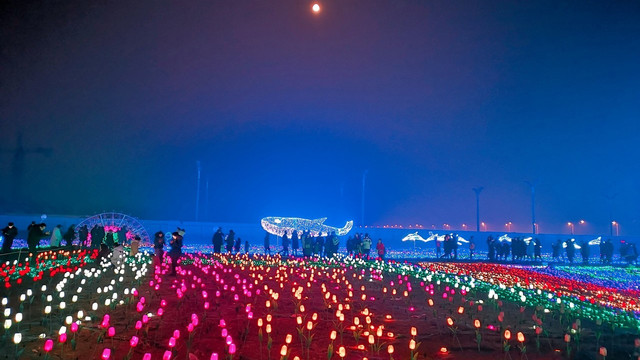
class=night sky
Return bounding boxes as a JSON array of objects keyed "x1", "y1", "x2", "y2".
[{"x1": 1, "y1": 0, "x2": 639, "y2": 235}]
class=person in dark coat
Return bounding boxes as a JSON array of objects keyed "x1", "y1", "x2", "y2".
[
  {"x1": 233, "y1": 236, "x2": 241, "y2": 253},
  {"x1": 212, "y1": 227, "x2": 224, "y2": 253},
  {"x1": 1, "y1": 222, "x2": 18, "y2": 253},
  {"x1": 105, "y1": 230, "x2": 115, "y2": 248},
  {"x1": 244, "y1": 239, "x2": 249, "y2": 254},
  {"x1": 291, "y1": 231, "x2": 299, "y2": 256},
  {"x1": 534, "y1": 238, "x2": 542, "y2": 261},
  {"x1": 565, "y1": 238, "x2": 575, "y2": 263},
  {"x1": 62, "y1": 225, "x2": 76, "y2": 248},
  {"x1": 281, "y1": 231, "x2": 290, "y2": 256},
  {"x1": 154, "y1": 231, "x2": 165, "y2": 263},
  {"x1": 226, "y1": 230, "x2": 235, "y2": 253},
  {"x1": 169, "y1": 231, "x2": 183, "y2": 275},
  {"x1": 78, "y1": 225, "x2": 89, "y2": 248},
  {"x1": 27, "y1": 223, "x2": 48, "y2": 255},
  {"x1": 580, "y1": 240, "x2": 590, "y2": 264},
  {"x1": 264, "y1": 231, "x2": 271, "y2": 254},
  {"x1": 117, "y1": 226, "x2": 128, "y2": 246},
  {"x1": 90, "y1": 226, "x2": 102, "y2": 249}
]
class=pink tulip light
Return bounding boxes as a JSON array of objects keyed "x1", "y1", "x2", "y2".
[
  {"x1": 101, "y1": 348, "x2": 111, "y2": 360},
  {"x1": 44, "y1": 339, "x2": 54, "y2": 352},
  {"x1": 130, "y1": 336, "x2": 139, "y2": 347},
  {"x1": 107, "y1": 327, "x2": 115, "y2": 337}
]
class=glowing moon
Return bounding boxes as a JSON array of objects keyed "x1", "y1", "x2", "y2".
[{"x1": 312, "y1": 3, "x2": 320, "y2": 13}]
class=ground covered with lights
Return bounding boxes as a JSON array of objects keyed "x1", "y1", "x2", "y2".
[{"x1": 1, "y1": 250, "x2": 640, "y2": 360}]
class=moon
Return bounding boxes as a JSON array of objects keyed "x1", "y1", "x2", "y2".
[{"x1": 312, "y1": 3, "x2": 320, "y2": 13}]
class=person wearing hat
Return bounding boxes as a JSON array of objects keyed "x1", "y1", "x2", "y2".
[
  {"x1": 169, "y1": 231, "x2": 183, "y2": 275},
  {"x1": 1, "y1": 222, "x2": 18, "y2": 253},
  {"x1": 27, "y1": 223, "x2": 49, "y2": 256}
]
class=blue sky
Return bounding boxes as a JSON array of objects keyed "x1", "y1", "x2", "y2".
[{"x1": 1, "y1": 0, "x2": 639, "y2": 235}]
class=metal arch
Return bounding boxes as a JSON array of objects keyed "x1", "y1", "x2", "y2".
[{"x1": 75, "y1": 212, "x2": 151, "y2": 246}]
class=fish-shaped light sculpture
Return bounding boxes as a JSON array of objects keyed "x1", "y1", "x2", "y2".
[
  {"x1": 402, "y1": 232, "x2": 428, "y2": 242},
  {"x1": 261, "y1": 217, "x2": 353, "y2": 237}
]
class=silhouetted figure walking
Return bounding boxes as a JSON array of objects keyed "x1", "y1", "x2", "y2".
[
  {"x1": 226, "y1": 230, "x2": 235, "y2": 253},
  {"x1": 1, "y1": 222, "x2": 18, "y2": 253},
  {"x1": 212, "y1": 227, "x2": 224, "y2": 253},
  {"x1": 264, "y1": 231, "x2": 271, "y2": 254},
  {"x1": 169, "y1": 231, "x2": 183, "y2": 275}
]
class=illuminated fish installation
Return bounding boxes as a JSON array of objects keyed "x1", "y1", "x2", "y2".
[
  {"x1": 402, "y1": 232, "x2": 428, "y2": 243},
  {"x1": 261, "y1": 217, "x2": 353, "y2": 237}
]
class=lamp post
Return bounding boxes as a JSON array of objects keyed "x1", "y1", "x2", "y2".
[
  {"x1": 361, "y1": 170, "x2": 368, "y2": 227},
  {"x1": 611, "y1": 221, "x2": 619, "y2": 236},
  {"x1": 195, "y1": 160, "x2": 201, "y2": 221},
  {"x1": 481, "y1": 222, "x2": 487, "y2": 232},
  {"x1": 604, "y1": 193, "x2": 617, "y2": 237},
  {"x1": 525, "y1": 181, "x2": 537, "y2": 234},
  {"x1": 505, "y1": 222, "x2": 512, "y2": 232},
  {"x1": 472, "y1": 187, "x2": 484, "y2": 232},
  {"x1": 567, "y1": 222, "x2": 574, "y2": 235}
]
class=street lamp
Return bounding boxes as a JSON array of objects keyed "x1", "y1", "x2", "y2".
[
  {"x1": 472, "y1": 187, "x2": 484, "y2": 232},
  {"x1": 462, "y1": 224, "x2": 467, "y2": 231},
  {"x1": 505, "y1": 222, "x2": 512, "y2": 232},
  {"x1": 361, "y1": 170, "x2": 368, "y2": 227},
  {"x1": 567, "y1": 222, "x2": 574, "y2": 235},
  {"x1": 612, "y1": 221, "x2": 619, "y2": 236},
  {"x1": 481, "y1": 222, "x2": 487, "y2": 231}
]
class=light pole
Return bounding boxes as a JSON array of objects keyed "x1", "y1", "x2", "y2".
[
  {"x1": 361, "y1": 170, "x2": 368, "y2": 227},
  {"x1": 567, "y1": 222, "x2": 574, "y2": 235},
  {"x1": 612, "y1": 221, "x2": 619, "y2": 236},
  {"x1": 525, "y1": 181, "x2": 537, "y2": 234},
  {"x1": 472, "y1": 187, "x2": 484, "y2": 232},
  {"x1": 481, "y1": 222, "x2": 487, "y2": 231},
  {"x1": 604, "y1": 193, "x2": 617, "y2": 237},
  {"x1": 195, "y1": 160, "x2": 201, "y2": 221},
  {"x1": 505, "y1": 222, "x2": 512, "y2": 232}
]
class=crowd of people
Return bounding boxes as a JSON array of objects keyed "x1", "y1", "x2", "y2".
[
  {"x1": 258, "y1": 230, "x2": 386, "y2": 260},
  {"x1": 487, "y1": 235, "x2": 542, "y2": 261},
  {"x1": 3, "y1": 219, "x2": 639, "y2": 267}
]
